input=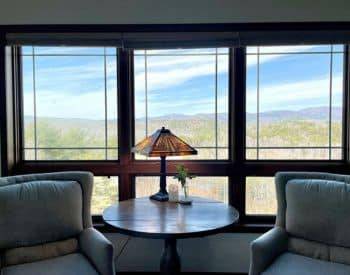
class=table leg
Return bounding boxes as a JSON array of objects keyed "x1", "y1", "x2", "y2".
[{"x1": 160, "y1": 238, "x2": 181, "y2": 274}]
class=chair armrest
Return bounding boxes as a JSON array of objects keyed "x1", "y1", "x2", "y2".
[
  {"x1": 249, "y1": 227, "x2": 288, "y2": 275},
  {"x1": 79, "y1": 228, "x2": 115, "y2": 275}
]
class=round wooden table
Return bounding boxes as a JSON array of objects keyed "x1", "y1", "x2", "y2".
[{"x1": 103, "y1": 197, "x2": 239, "y2": 274}]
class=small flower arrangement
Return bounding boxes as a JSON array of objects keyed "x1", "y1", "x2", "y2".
[{"x1": 173, "y1": 164, "x2": 196, "y2": 204}]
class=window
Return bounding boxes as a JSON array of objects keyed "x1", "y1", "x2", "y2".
[
  {"x1": 21, "y1": 46, "x2": 118, "y2": 160},
  {"x1": 6, "y1": 30, "x2": 349, "y2": 230},
  {"x1": 245, "y1": 177, "x2": 276, "y2": 215},
  {"x1": 134, "y1": 48, "x2": 229, "y2": 160},
  {"x1": 246, "y1": 45, "x2": 344, "y2": 160},
  {"x1": 91, "y1": 176, "x2": 119, "y2": 215},
  {"x1": 135, "y1": 176, "x2": 228, "y2": 203}
]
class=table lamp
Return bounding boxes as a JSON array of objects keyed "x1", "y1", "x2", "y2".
[{"x1": 132, "y1": 127, "x2": 197, "y2": 201}]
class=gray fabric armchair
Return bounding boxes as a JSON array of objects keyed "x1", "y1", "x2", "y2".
[
  {"x1": 0, "y1": 172, "x2": 115, "y2": 275},
  {"x1": 249, "y1": 172, "x2": 350, "y2": 275}
]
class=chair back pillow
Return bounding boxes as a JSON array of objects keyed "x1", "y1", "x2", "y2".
[
  {"x1": 286, "y1": 179, "x2": 350, "y2": 247},
  {"x1": 0, "y1": 180, "x2": 83, "y2": 249}
]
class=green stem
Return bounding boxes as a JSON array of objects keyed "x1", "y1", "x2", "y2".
[{"x1": 183, "y1": 184, "x2": 188, "y2": 198}]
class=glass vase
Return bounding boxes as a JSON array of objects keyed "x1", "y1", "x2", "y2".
[{"x1": 179, "y1": 183, "x2": 192, "y2": 205}]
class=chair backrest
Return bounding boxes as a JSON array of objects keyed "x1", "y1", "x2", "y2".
[
  {"x1": 275, "y1": 172, "x2": 350, "y2": 264},
  {"x1": 0, "y1": 172, "x2": 93, "y2": 250}
]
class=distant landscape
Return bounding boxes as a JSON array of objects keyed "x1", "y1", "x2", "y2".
[{"x1": 23, "y1": 105, "x2": 342, "y2": 214}]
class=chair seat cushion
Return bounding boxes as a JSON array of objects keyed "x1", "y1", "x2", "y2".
[
  {"x1": 262, "y1": 252, "x2": 350, "y2": 275},
  {"x1": 2, "y1": 253, "x2": 99, "y2": 275}
]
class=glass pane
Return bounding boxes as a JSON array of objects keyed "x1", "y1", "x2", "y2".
[
  {"x1": 21, "y1": 46, "x2": 119, "y2": 160},
  {"x1": 246, "y1": 148, "x2": 257, "y2": 160},
  {"x1": 21, "y1": 46, "x2": 33, "y2": 55},
  {"x1": 105, "y1": 47, "x2": 117, "y2": 55},
  {"x1": 37, "y1": 149, "x2": 106, "y2": 160},
  {"x1": 35, "y1": 56, "x2": 105, "y2": 148},
  {"x1": 134, "y1": 48, "x2": 229, "y2": 160},
  {"x1": 259, "y1": 53, "x2": 330, "y2": 147},
  {"x1": 134, "y1": 55, "x2": 147, "y2": 144},
  {"x1": 91, "y1": 177, "x2": 118, "y2": 215},
  {"x1": 106, "y1": 55, "x2": 118, "y2": 148},
  {"x1": 258, "y1": 148, "x2": 330, "y2": 160},
  {"x1": 246, "y1": 177, "x2": 276, "y2": 215},
  {"x1": 333, "y1": 45, "x2": 344, "y2": 52},
  {"x1": 246, "y1": 55, "x2": 258, "y2": 149},
  {"x1": 246, "y1": 47, "x2": 258, "y2": 54},
  {"x1": 24, "y1": 149, "x2": 35, "y2": 160},
  {"x1": 34, "y1": 46, "x2": 105, "y2": 55},
  {"x1": 331, "y1": 53, "x2": 343, "y2": 148},
  {"x1": 217, "y1": 54, "x2": 229, "y2": 150},
  {"x1": 144, "y1": 48, "x2": 218, "y2": 55},
  {"x1": 258, "y1": 45, "x2": 331, "y2": 54},
  {"x1": 135, "y1": 177, "x2": 160, "y2": 198},
  {"x1": 245, "y1": 45, "x2": 344, "y2": 160},
  {"x1": 22, "y1": 56, "x2": 35, "y2": 149},
  {"x1": 135, "y1": 176, "x2": 228, "y2": 203},
  {"x1": 331, "y1": 148, "x2": 342, "y2": 160},
  {"x1": 107, "y1": 149, "x2": 118, "y2": 160}
]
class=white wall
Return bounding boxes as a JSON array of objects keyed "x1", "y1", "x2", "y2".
[
  {"x1": 0, "y1": 0, "x2": 350, "y2": 25},
  {"x1": 105, "y1": 233, "x2": 259, "y2": 273}
]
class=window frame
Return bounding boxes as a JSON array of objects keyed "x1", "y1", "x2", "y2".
[
  {"x1": 245, "y1": 45, "x2": 347, "y2": 161},
  {"x1": 132, "y1": 48, "x2": 231, "y2": 161},
  {"x1": 1, "y1": 24, "x2": 349, "y2": 232},
  {"x1": 19, "y1": 46, "x2": 120, "y2": 161}
]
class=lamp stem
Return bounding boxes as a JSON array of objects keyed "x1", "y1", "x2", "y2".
[{"x1": 160, "y1": 156, "x2": 167, "y2": 194}]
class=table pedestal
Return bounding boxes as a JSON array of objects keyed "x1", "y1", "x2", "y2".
[{"x1": 160, "y1": 239, "x2": 180, "y2": 275}]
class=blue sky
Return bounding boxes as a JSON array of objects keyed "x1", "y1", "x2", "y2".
[{"x1": 22, "y1": 45, "x2": 344, "y2": 120}]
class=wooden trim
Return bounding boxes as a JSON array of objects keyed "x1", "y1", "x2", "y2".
[
  {"x1": 0, "y1": 31, "x2": 8, "y2": 176},
  {"x1": 2, "y1": 22, "x2": 350, "y2": 33},
  {"x1": 16, "y1": 160, "x2": 350, "y2": 177},
  {"x1": 0, "y1": 40, "x2": 19, "y2": 176},
  {"x1": 230, "y1": 47, "x2": 246, "y2": 215},
  {"x1": 117, "y1": 48, "x2": 134, "y2": 200},
  {"x1": 15, "y1": 160, "x2": 232, "y2": 176}
]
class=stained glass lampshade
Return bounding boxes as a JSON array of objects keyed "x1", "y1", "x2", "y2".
[{"x1": 132, "y1": 127, "x2": 197, "y2": 201}]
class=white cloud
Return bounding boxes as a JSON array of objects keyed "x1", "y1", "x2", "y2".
[
  {"x1": 24, "y1": 89, "x2": 107, "y2": 120},
  {"x1": 134, "y1": 46, "x2": 318, "y2": 91},
  {"x1": 247, "y1": 74, "x2": 343, "y2": 113}
]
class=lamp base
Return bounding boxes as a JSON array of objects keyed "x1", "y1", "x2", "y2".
[{"x1": 150, "y1": 191, "x2": 169, "y2": 202}]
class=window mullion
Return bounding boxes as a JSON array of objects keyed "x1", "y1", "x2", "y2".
[
  {"x1": 144, "y1": 50, "x2": 148, "y2": 138},
  {"x1": 117, "y1": 48, "x2": 134, "y2": 200},
  {"x1": 329, "y1": 45, "x2": 334, "y2": 160},
  {"x1": 215, "y1": 48, "x2": 218, "y2": 159},
  {"x1": 32, "y1": 46, "x2": 38, "y2": 161},
  {"x1": 343, "y1": 45, "x2": 350, "y2": 162},
  {"x1": 103, "y1": 47, "x2": 108, "y2": 160},
  {"x1": 256, "y1": 47, "x2": 260, "y2": 160},
  {"x1": 230, "y1": 47, "x2": 245, "y2": 213}
]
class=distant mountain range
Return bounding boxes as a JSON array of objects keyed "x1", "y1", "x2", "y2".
[
  {"x1": 246, "y1": 106, "x2": 342, "y2": 123},
  {"x1": 143, "y1": 106, "x2": 342, "y2": 123},
  {"x1": 24, "y1": 106, "x2": 342, "y2": 124}
]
